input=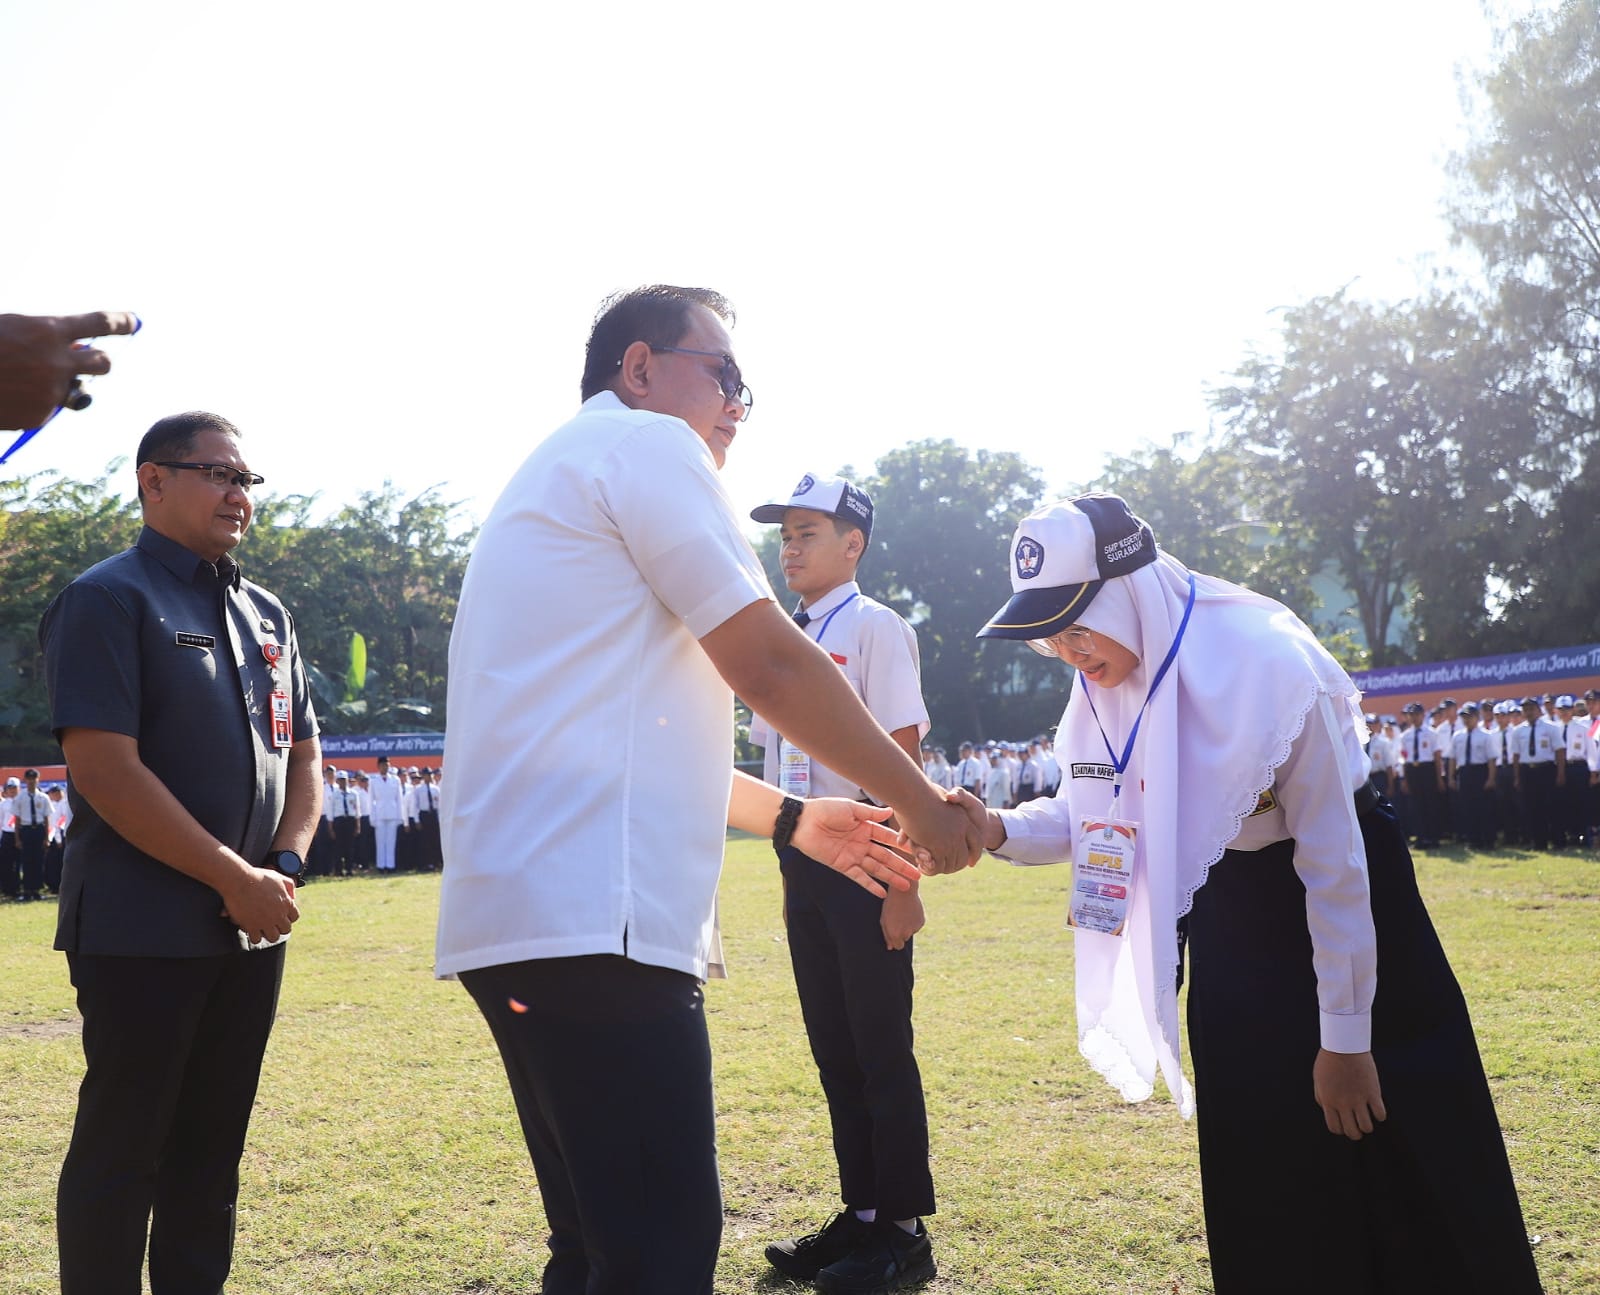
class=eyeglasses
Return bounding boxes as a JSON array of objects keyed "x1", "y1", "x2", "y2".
[
  {"x1": 1028, "y1": 626, "x2": 1097, "y2": 659},
  {"x1": 154, "y1": 461, "x2": 265, "y2": 492},
  {"x1": 649, "y1": 346, "x2": 754, "y2": 419}
]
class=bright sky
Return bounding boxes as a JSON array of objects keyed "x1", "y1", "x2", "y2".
[{"x1": 2, "y1": 0, "x2": 1518, "y2": 534}]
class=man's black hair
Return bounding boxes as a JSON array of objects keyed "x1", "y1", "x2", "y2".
[
  {"x1": 135, "y1": 411, "x2": 242, "y2": 500},
  {"x1": 580, "y1": 286, "x2": 735, "y2": 400},
  {"x1": 135, "y1": 411, "x2": 241, "y2": 468}
]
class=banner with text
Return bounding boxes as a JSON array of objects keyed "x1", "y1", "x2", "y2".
[{"x1": 1351, "y1": 643, "x2": 1600, "y2": 699}]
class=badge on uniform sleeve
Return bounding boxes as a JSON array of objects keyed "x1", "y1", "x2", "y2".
[
  {"x1": 270, "y1": 690, "x2": 292, "y2": 749},
  {"x1": 1069, "y1": 817, "x2": 1138, "y2": 936}
]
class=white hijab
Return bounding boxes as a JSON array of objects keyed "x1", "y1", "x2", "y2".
[{"x1": 1056, "y1": 551, "x2": 1361, "y2": 1114}]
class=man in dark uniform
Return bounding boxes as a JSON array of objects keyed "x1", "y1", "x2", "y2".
[{"x1": 40, "y1": 410, "x2": 320, "y2": 1295}]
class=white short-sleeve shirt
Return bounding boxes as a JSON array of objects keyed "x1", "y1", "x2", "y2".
[
  {"x1": 435, "y1": 392, "x2": 772, "y2": 980},
  {"x1": 748, "y1": 580, "x2": 929, "y2": 801}
]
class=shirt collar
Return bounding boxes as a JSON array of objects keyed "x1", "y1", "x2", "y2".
[
  {"x1": 136, "y1": 525, "x2": 242, "y2": 591},
  {"x1": 796, "y1": 579, "x2": 861, "y2": 619}
]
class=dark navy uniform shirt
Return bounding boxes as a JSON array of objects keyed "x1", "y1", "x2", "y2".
[{"x1": 40, "y1": 526, "x2": 318, "y2": 957}]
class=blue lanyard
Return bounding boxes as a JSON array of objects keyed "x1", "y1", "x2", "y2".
[
  {"x1": 804, "y1": 592, "x2": 859, "y2": 647},
  {"x1": 1081, "y1": 573, "x2": 1196, "y2": 803}
]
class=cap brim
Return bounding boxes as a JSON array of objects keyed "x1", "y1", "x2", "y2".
[
  {"x1": 977, "y1": 580, "x2": 1103, "y2": 640},
  {"x1": 749, "y1": 503, "x2": 790, "y2": 524}
]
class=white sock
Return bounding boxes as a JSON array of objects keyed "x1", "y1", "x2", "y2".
[
  {"x1": 853, "y1": 1209, "x2": 876, "y2": 1223},
  {"x1": 894, "y1": 1218, "x2": 919, "y2": 1235}
]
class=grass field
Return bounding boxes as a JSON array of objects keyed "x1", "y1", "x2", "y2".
[{"x1": 2, "y1": 841, "x2": 1596, "y2": 1294}]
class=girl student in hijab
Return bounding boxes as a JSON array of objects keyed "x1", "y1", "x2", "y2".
[{"x1": 961, "y1": 494, "x2": 1541, "y2": 1294}]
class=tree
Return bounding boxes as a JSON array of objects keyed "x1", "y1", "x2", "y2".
[
  {"x1": 0, "y1": 469, "x2": 475, "y2": 757},
  {"x1": 241, "y1": 484, "x2": 475, "y2": 733},
  {"x1": 0, "y1": 464, "x2": 141, "y2": 760},
  {"x1": 1450, "y1": 0, "x2": 1600, "y2": 428},
  {"x1": 1446, "y1": 0, "x2": 1600, "y2": 645},
  {"x1": 1211, "y1": 290, "x2": 1548, "y2": 666},
  {"x1": 1089, "y1": 437, "x2": 1319, "y2": 618}
]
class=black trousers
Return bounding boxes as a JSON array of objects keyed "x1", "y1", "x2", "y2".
[
  {"x1": 1404, "y1": 760, "x2": 1441, "y2": 845},
  {"x1": 417, "y1": 809, "x2": 442, "y2": 869},
  {"x1": 1562, "y1": 764, "x2": 1589, "y2": 845},
  {"x1": 16, "y1": 822, "x2": 47, "y2": 894},
  {"x1": 44, "y1": 835, "x2": 65, "y2": 892},
  {"x1": 329, "y1": 816, "x2": 359, "y2": 874},
  {"x1": 1456, "y1": 764, "x2": 1493, "y2": 848},
  {"x1": 780, "y1": 846, "x2": 935, "y2": 1220},
  {"x1": 1185, "y1": 803, "x2": 1541, "y2": 1294},
  {"x1": 59, "y1": 946, "x2": 285, "y2": 1295},
  {"x1": 460, "y1": 955, "x2": 722, "y2": 1295},
  {"x1": 0, "y1": 829, "x2": 17, "y2": 896},
  {"x1": 1519, "y1": 764, "x2": 1557, "y2": 850}
]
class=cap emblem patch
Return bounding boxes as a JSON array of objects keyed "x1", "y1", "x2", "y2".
[
  {"x1": 793, "y1": 473, "x2": 816, "y2": 497},
  {"x1": 1015, "y1": 536, "x2": 1044, "y2": 580}
]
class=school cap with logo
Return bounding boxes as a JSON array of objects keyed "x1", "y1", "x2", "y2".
[
  {"x1": 977, "y1": 494, "x2": 1158, "y2": 641},
  {"x1": 750, "y1": 472, "x2": 873, "y2": 542}
]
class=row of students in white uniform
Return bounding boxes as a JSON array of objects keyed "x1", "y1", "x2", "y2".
[
  {"x1": 308, "y1": 761, "x2": 446, "y2": 877},
  {"x1": 1366, "y1": 693, "x2": 1596, "y2": 851},
  {"x1": 929, "y1": 739, "x2": 1061, "y2": 808}
]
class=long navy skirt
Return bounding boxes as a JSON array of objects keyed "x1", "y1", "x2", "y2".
[{"x1": 1184, "y1": 798, "x2": 1542, "y2": 1294}]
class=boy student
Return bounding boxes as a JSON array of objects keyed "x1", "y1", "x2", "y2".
[{"x1": 749, "y1": 472, "x2": 938, "y2": 1294}]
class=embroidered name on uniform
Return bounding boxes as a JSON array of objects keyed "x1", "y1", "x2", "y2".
[
  {"x1": 1248, "y1": 787, "x2": 1279, "y2": 817},
  {"x1": 175, "y1": 632, "x2": 216, "y2": 649},
  {"x1": 1071, "y1": 762, "x2": 1115, "y2": 780}
]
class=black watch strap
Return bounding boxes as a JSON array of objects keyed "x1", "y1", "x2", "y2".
[{"x1": 771, "y1": 796, "x2": 803, "y2": 856}]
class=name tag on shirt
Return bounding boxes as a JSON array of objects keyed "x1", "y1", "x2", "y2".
[
  {"x1": 175, "y1": 632, "x2": 216, "y2": 649},
  {"x1": 270, "y1": 691, "x2": 292, "y2": 749},
  {"x1": 1069, "y1": 817, "x2": 1137, "y2": 937}
]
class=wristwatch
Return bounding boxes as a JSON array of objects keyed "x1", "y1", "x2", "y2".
[{"x1": 268, "y1": 849, "x2": 303, "y2": 878}]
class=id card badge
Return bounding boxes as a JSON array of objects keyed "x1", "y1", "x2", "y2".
[
  {"x1": 778, "y1": 740, "x2": 811, "y2": 799},
  {"x1": 1069, "y1": 817, "x2": 1138, "y2": 936},
  {"x1": 270, "y1": 690, "x2": 292, "y2": 749}
]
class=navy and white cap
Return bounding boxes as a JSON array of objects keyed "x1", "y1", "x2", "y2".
[
  {"x1": 750, "y1": 472, "x2": 873, "y2": 542},
  {"x1": 1556, "y1": 694, "x2": 1575, "y2": 707},
  {"x1": 977, "y1": 493, "x2": 1158, "y2": 641}
]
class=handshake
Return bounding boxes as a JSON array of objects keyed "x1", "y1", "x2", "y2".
[{"x1": 783, "y1": 782, "x2": 1000, "y2": 898}]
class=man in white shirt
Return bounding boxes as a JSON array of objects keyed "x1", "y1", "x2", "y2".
[
  {"x1": 1510, "y1": 696, "x2": 1564, "y2": 851},
  {"x1": 0, "y1": 777, "x2": 18, "y2": 898},
  {"x1": 1399, "y1": 702, "x2": 1442, "y2": 848},
  {"x1": 1556, "y1": 696, "x2": 1588, "y2": 848},
  {"x1": 954, "y1": 742, "x2": 983, "y2": 796},
  {"x1": 1448, "y1": 704, "x2": 1497, "y2": 850},
  {"x1": 11, "y1": 767, "x2": 53, "y2": 899},
  {"x1": 412, "y1": 767, "x2": 442, "y2": 871},
  {"x1": 435, "y1": 285, "x2": 975, "y2": 1295},
  {"x1": 326, "y1": 772, "x2": 361, "y2": 876},
  {"x1": 44, "y1": 783, "x2": 71, "y2": 894},
  {"x1": 1366, "y1": 714, "x2": 1394, "y2": 799},
  {"x1": 366, "y1": 755, "x2": 406, "y2": 872}
]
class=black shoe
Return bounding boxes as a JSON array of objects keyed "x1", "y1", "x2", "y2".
[
  {"x1": 764, "y1": 1210, "x2": 875, "y2": 1281},
  {"x1": 814, "y1": 1219, "x2": 936, "y2": 1294}
]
